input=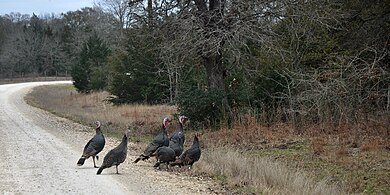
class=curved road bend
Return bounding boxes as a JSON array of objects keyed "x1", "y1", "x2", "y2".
[{"x1": 0, "y1": 81, "x2": 132, "y2": 194}]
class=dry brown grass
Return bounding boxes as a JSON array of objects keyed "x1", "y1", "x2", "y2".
[
  {"x1": 200, "y1": 111, "x2": 389, "y2": 194},
  {"x1": 311, "y1": 137, "x2": 326, "y2": 155},
  {"x1": 195, "y1": 148, "x2": 343, "y2": 194},
  {"x1": 25, "y1": 84, "x2": 176, "y2": 137}
]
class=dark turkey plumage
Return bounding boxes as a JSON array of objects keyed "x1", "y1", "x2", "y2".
[
  {"x1": 77, "y1": 121, "x2": 105, "y2": 168},
  {"x1": 170, "y1": 134, "x2": 201, "y2": 169},
  {"x1": 169, "y1": 115, "x2": 187, "y2": 146},
  {"x1": 169, "y1": 132, "x2": 184, "y2": 157},
  {"x1": 97, "y1": 130, "x2": 129, "y2": 174},
  {"x1": 169, "y1": 116, "x2": 187, "y2": 157},
  {"x1": 133, "y1": 117, "x2": 170, "y2": 163},
  {"x1": 153, "y1": 146, "x2": 176, "y2": 169}
]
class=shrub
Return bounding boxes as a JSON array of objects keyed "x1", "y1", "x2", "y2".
[{"x1": 177, "y1": 84, "x2": 226, "y2": 128}]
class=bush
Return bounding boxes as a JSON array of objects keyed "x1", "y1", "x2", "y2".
[
  {"x1": 108, "y1": 31, "x2": 169, "y2": 104},
  {"x1": 71, "y1": 62, "x2": 90, "y2": 93},
  {"x1": 177, "y1": 84, "x2": 226, "y2": 128}
]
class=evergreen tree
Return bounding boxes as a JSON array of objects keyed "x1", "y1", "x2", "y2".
[
  {"x1": 108, "y1": 29, "x2": 169, "y2": 104},
  {"x1": 72, "y1": 32, "x2": 110, "y2": 93}
]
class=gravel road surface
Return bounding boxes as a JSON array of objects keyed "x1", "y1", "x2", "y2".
[{"x1": 0, "y1": 81, "x2": 222, "y2": 195}]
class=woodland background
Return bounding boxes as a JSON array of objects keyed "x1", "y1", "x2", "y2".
[{"x1": 1, "y1": 0, "x2": 389, "y2": 128}]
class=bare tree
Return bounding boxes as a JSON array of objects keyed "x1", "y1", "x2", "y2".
[
  {"x1": 125, "y1": 0, "x2": 343, "y2": 124},
  {"x1": 95, "y1": 0, "x2": 134, "y2": 49},
  {"x1": 96, "y1": 0, "x2": 131, "y2": 28}
]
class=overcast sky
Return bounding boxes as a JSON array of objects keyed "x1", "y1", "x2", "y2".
[{"x1": 0, "y1": 0, "x2": 95, "y2": 16}]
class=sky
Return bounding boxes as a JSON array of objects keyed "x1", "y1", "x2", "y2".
[{"x1": 0, "y1": 0, "x2": 95, "y2": 16}]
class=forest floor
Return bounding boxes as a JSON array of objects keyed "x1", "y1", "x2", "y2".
[{"x1": 24, "y1": 83, "x2": 390, "y2": 194}]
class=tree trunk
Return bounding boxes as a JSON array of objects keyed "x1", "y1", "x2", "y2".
[
  {"x1": 147, "y1": 0, "x2": 154, "y2": 27},
  {"x1": 203, "y1": 55, "x2": 224, "y2": 90},
  {"x1": 175, "y1": 67, "x2": 179, "y2": 102},
  {"x1": 193, "y1": 0, "x2": 226, "y2": 90},
  {"x1": 204, "y1": 53, "x2": 233, "y2": 127},
  {"x1": 387, "y1": 85, "x2": 390, "y2": 112},
  {"x1": 194, "y1": 0, "x2": 232, "y2": 127},
  {"x1": 167, "y1": 66, "x2": 174, "y2": 103}
]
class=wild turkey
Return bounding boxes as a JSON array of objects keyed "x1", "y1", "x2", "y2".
[
  {"x1": 170, "y1": 134, "x2": 201, "y2": 169},
  {"x1": 169, "y1": 116, "x2": 187, "y2": 157},
  {"x1": 133, "y1": 117, "x2": 170, "y2": 163},
  {"x1": 97, "y1": 130, "x2": 129, "y2": 175},
  {"x1": 153, "y1": 146, "x2": 176, "y2": 169},
  {"x1": 169, "y1": 132, "x2": 184, "y2": 157},
  {"x1": 77, "y1": 121, "x2": 105, "y2": 168},
  {"x1": 170, "y1": 115, "x2": 187, "y2": 145}
]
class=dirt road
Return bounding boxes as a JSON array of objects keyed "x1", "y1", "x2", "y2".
[{"x1": 0, "y1": 81, "x2": 221, "y2": 194}]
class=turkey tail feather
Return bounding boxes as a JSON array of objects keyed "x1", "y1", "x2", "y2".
[
  {"x1": 77, "y1": 157, "x2": 86, "y2": 166},
  {"x1": 153, "y1": 162, "x2": 160, "y2": 168},
  {"x1": 133, "y1": 157, "x2": 141, "y2": 163},
  {"x1": 142, "y1": 155, "x2": 150, "y2": 161},
  {"x1": 97, "y1": 167, "x2": 104, "y2": 175},
  {"x1": 134, "y1": 154, "x2": 149, "y2": 163}
]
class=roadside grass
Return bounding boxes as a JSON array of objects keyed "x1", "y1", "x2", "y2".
[
  {"x1": 25, "y1": 84, "x2": 176, "y2": 140},
  {"x1": 195, "y1": 148, "x2": 342, "y2": 195},
  {"x1": 25, "y1": 84, "x2": 390, "y2": 194},
  {"x1": 203, "y1": 118, "x2": 390, "y2": 194}
]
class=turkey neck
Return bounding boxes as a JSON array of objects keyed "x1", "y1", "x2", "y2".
[
  {"x1": 161, "y1": 124, "x2": 167, "y2": 134},
  {"x1": 192, "y1": 138, "x2": 199, "y2": 148},
  {"x1": 120, "y1": 134, "x2": 128, "y2": 147},
  {"x1": 178, "y1": 122, "x2": 183, "y2": 131},
  {"x1": 96, "y1": 127, "x2": 103, "y2": 135}
]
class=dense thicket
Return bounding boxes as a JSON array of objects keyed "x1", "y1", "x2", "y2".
[{"x1": 0, "y1": 0, "x2": 388, "y2": 128}]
